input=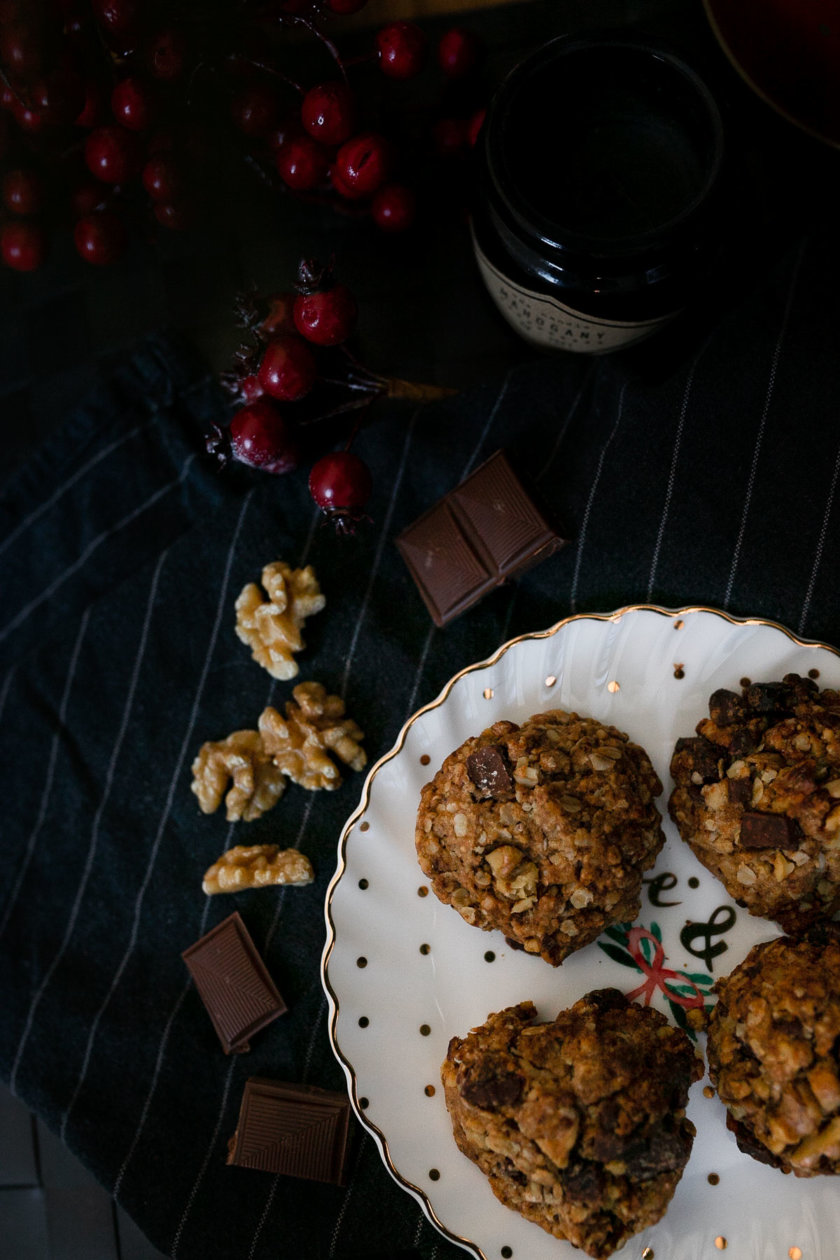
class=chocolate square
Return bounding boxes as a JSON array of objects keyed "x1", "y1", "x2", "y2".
[
  {"x1": 396, "y1": 450, "x2": 565, "y2": 627},
  {"x1": 227, "y1": 1078, "x2": 351, "y2": 1183},
  {"x1": 182, "y1": 912, "x2": 286, "y2": 1054}
]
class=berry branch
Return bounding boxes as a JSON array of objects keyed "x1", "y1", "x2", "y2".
[{"x1": 208, "y1": 255, "x2": 455, "y2": 531}]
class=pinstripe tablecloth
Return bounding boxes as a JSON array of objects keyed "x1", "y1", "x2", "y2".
[{"x1": 3, "y1": 2, "x2": 840, "y2": 1256}]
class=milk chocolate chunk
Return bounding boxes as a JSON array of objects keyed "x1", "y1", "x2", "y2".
[
  {"x1": 466, "y1": 744, "x2": 512, "y2": 797},
  {"x1": 738, "y1": 811, "x2": 800, "y2": 849},
  {"x1": 396, "y1": 449, "x2": 565, "y2": 627},
  {"x1": 227, "y1": 1078, "x2": 351, "y2": 1183},
  {"x1": 182, "y1": 911, "x2": 286, "y2": 1054}
]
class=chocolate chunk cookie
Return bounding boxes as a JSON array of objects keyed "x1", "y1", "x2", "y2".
[
  {"x1": 441, "y1": 992, "x2": 703, "y2": 1259},
  {"x1": 415, "y1": 711, "x2": 664, "y2": 965},
  {"x1": 668, "y1": 673, "x2": 840, "y2": 931},
  {"x1": 707, "y1": 928, "x2": 840, "y2": 1176}
]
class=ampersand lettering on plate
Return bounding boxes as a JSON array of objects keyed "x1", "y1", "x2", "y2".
[{"x1": 679, "y1": 905, "x2": 736, "y2": 971}]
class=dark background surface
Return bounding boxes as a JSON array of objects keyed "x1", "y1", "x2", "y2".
[{"x1": 2, "y1": 1, "x2": 840, "y2": 1258}]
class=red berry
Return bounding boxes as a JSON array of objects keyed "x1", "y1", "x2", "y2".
[
  {"x1": 19, "y1": 66, "x2": 85, "y2": 128},
  {"x1": 111, "y1": 76, "x2": 155, "y2": 130},
  {"x1": 257, "y1": 334, "x2": 317, "y2": 402},
  {"x1": 332, "y1": 131, "x2": 391, "y2": 200},
  {"x1": 324, "y1": 0, "x2": 368, "y2": 13},
  {"x1": 229, "y1": 400, "x2": 299, "y2": 474},
  {"x1": 309, "y1": 450, "x2": 372, "y2": 528},
  {"x1": 1, "y1": 220, "x2": 47, "y2": 271},
  {"x1": 231, "y1": 83, "x2": 279, "y2": 137},
  {"x1": 300, "y1": 81, "x2": 355, "y2": 147},
  {"x1": 275, "y1": 133, "x2": 330, "y2": 192},
  {"x1": 437, "y1": 27, "x2": 481, "y2": 79},
  {"x1": 2, "y1": 168, "x2": 44, "y2": 216},
  {"x1": 293, "y1": 283, "x2": 357, "y2": 347},
  {"x1": 145, "y1": 27, "x2": 187, "y2": 80},
  {"x1": 152, "y1": 200, "x2": 193, "y2": 231},
  {"x1": 84, "y1": 125, "x2": 140, "y2": 183},
  {"x1": 141, "y1": 154, "x2": 181, "y2": 202},
  {"x1": 92, "y1": 0, "x2": 139, "y2": 35},
  {"x1": 371, "y1": 182, "x2": 416, "y2": 232},
  {"x1": 73, "y1": 210, "x2": 127, "y2": 265},
  {"x1": 0, "y1": 23, "x2": 43, "y2": 76},
  {"x1": 240, "y1": 374, "x2": 264, "y2": 404},
  {"x1": 376, "y1": 21, "x2": 427, "y2": 80}
]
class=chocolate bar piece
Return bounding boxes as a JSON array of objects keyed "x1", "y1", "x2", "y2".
[
  {"x1": 182, "y1": 911, "x2": 286, "y2": 1054},
  {"x1": 396, "y1": 449, "x2": 565, "y2": 627},
  {"x1": 227, "y1": 1077, "x2": 351, "y2": 1183}
]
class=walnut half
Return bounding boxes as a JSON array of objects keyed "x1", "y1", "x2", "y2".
[
  {"x1": 259, "y1": 681, "x2": 366, "y2": 791},
  {"x1": 202, "y1": 844, "x2": 314, "y2": 894},
  {"x1": 235, "y1": 561, "x2": 325, "y2": 681},
  {"x1": 191, "y1": 730, "x2": 287, "y2": 821}
]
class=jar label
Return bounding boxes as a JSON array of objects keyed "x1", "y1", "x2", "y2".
[{"x1": 473, "y1": 239, "x2": 678, "y2": 353}]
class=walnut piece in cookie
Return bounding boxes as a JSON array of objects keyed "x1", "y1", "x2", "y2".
[
  {"x1": 416, "y1": 710, "x2": 664, "y2": 965},
  {"x1": 258, "y1": 681, "x2": 366, "y2": 791},
  {"x1": 202, "y1": 844, "x2": 314, "y2": 894},
  {"x1": 668, "y1": 672, "x2": 840, "y2": 931},
  {"x1": 191, "y1": 730, "x2": 287, "y2": 821},
  {"x1": 442, "y1": 991, "x2": 703, "y2": 1260},
  {"x1": 235, "y1": 561, "x2": 325, "y2": 681},
  {"x1": 706, "y1": 927, "x2": 840, "y2": 1176}
]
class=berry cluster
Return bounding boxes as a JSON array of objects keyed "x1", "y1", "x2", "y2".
[
  {"x1": 1, "y1": 0, "x2": 486, "y2": 272},
  {"x1": 208, "y1": 257, "x2": 450, "y2": 533}
]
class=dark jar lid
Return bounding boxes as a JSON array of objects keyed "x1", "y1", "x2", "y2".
[{"x1": 479, "y1": 35, "x2": 726, "y2": 296}]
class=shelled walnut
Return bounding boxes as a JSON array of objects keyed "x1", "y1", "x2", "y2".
[
  {"x1": 191, "y1": 731, "x2": 287, "y2": 821},
  {"x1": 235, "y1": 561, "x2": 325, "y2": 681},
  {"x1": 259, "y1": 681, "x2": 366, "y2": 790},
  {"x1": 202, "y1": 844, "x2": 314, "y2": 894}
]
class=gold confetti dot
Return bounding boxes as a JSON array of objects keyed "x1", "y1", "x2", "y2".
[
  {"x1": 420, "y1": 753, "x2": 431, "y2": 765},
  {"x1": 703, "y1": 1085, "x2": 715, "y2": 1098},
  {"x1": 360, "y1": 821, "x2": 370, "y2": 832},
  {"x1": 545, "y1": 675, "x2": 557, "y2": 687},
  {"x1": 673, "y1": 619, "x2": 684, "y2": 630},
  {"x1": 789, "y1": 1248, "x2": 803, "y2": 1260},
  {"x1": 740, "y1": 676, "x2": 751, "y2": 688},
  {"x1": 429, "y1": 1168, "x2": 440, "y2": 1180},
  {"x1": 715, "y1": 1238, "x2": 727, "y2": 1251},
  {"x1": 642, "y1": 1249, "x2": 655, "y2": 1260},
  {"x1": 808, "y1": 668, "x2": 819, "y2": 679},
  {"x1": 673, "y1": 663, "x2": 685, "y2": 679},
  {"x1": 707, "y1": 1172, "x2": 720, "y2": 1186},
  {"x1": 417, "y1": 886, "x2": 428, "y2": 897},
  {"x1": 483, "y1": 687, "x2": 494, "y2": 699},
  {"x1": 607, "y1": 680, "x2": 620, "y2": 693},
  {"x1": 424, "y1": 1084, "x2": 435, "y2": 1097}
]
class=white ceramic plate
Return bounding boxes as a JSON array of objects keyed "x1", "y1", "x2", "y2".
[{"x1": 321, "y1": 606, "x2": 840, "y2": 1260}]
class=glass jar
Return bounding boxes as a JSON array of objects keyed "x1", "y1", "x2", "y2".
[{"x1": 472, "y1": 34, "x2": 726, "y2": 353}]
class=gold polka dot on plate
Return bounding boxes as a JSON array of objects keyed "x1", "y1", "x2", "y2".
[{"x1": 607, "y1": 679, "x2": 620, "y2": 693}]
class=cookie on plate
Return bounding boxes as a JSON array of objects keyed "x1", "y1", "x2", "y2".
[
  {"x1": 415, "y1": 710, "x2": 664, "y2": 965},
  {"x1": 669, "y1": 672, "x2": 840, "y2": 932},
  {"x1": 441, "y1": 991, "x2": 703, "y2": 1260},
  {"x1": 706, "y1": 927, "x2": 840, "y2": 1176}
]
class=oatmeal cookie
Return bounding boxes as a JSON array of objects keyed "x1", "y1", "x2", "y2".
[
  {"x1": 415, "y1": 710, "x2": 664, "y2": 965},
  {"x1": 668, "y1": 672, "x2": 840, "y2": 931},
  {"x1": 441, "y1": 991, "x2": 703, "y2": 1260},
  {"x1": 706, "y1": 928, "x2": 840, "y2": 1176}
]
